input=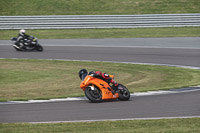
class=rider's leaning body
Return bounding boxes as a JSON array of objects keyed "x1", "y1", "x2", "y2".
[
  {"x1": 16, "y1": 29, "x2": 31, "y2": 48},
  {"x1": 79, "y1": 69, "x2": 119, "y2": 89},
  {"x1": 89, "y1": 70, "x2": 118, "y2": 87}
]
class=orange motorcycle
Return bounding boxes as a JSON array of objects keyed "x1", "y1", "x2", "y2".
[{"x1": 79, "y1": 69, "x2": 130, "y2": 103}]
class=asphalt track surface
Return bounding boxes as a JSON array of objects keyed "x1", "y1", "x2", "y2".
[{"x1": 0, "y1": 37, "x2": 200, "y2": 123}]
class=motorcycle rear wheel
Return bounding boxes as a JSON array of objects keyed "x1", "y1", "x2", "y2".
[
  {"x1": 36, "y1": 44, "x2": 43, "y2": 52},
  {"x1": 118, "y1": 84, "x2": 130, "y2": 101},
  {"x1": 85, "y1": 86, "x2": 102, "y2": 103}
]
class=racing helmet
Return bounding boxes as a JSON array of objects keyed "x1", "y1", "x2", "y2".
[
  {"x1": 19, "y1": 29, "x2": 26, "y2": 36},
  {"x1": 79, "y1": 69, "x2": 88, "y2": 80}
]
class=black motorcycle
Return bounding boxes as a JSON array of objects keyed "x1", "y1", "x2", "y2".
[{"x1": 11, "y1": 36, "x2": 43, "y2": 52}]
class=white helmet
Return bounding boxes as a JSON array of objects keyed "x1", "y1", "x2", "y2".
[{"x1": 19, "y1": 29, "x2": 26, "y2": 35}]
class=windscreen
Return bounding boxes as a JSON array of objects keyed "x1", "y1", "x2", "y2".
[{"x1": 81, "y1": 73, "x2": 88, "y2": 81}]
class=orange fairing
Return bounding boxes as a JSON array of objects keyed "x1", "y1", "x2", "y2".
[
  {"x1": 109, "y1": 75, "x2": 114, "y2": 79},
  {"x1": 80, "y1": 75, "x2": 119, "y2": 100}
]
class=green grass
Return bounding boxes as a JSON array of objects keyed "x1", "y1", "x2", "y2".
[
  {"x1": 0, "y1": 0, "x2": 199, "y2": 15},
  {"x1": 0, "y1": 118, "x2": 200, "y2": 133},
  {"x1": 0, "y1": 59, "x2": 200, "y2": 101},
  {"x1": 1, "y1": 0, "x2": 199, "y2": 131},
  {"x1": 0, "y1": 27, "x2": 200, "y2": 40},
  {"x1": 1, "y1": 0, "x2": 199, "y2": 40}
]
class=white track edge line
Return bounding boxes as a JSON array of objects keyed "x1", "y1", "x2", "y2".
[
  {"x1": 1, "y1": 88, "x2": 200, "y2": 104},
  {"x1": 1, "y1": 43, "x2": 200, "y2": 49},
  {"x1": 0, "y1": 58, "x2": 200, "y2": 104},
  {"x1": 29, "y1": 116, "x2": 200, "y2": 124}
]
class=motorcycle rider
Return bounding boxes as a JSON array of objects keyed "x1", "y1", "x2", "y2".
[
  {"x1": 16, "y1": 29, "x2": 31, "y2": 49},
  {"x1": 79, "y1": 69, "x2": 119, "y2": 90}
]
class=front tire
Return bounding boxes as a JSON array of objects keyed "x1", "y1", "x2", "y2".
[
  {"x1": 13, "y1": 46, "x2": 21, "y2": 51},
  {"x1": 118, "y1": 84, "x2": 130, "y2": 101},
  {"x1": 85, "y1": 86, "x2": 102, "y2": 103}
]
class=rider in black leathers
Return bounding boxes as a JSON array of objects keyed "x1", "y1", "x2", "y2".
[{"x1": 16, "y1": 29, "x2": 31, "y2": 49}]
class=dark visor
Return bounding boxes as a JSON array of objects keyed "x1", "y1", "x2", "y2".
[{"x1": 81, "y1": 73, "x2": 88, "y2": 81}]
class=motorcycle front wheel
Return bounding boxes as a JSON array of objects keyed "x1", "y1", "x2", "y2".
[
  {"x1": 85, "y1": 86, "x2": 102, "y2": 103},
  {"x1": 13, "y1": 46, "x2": 21, "y2": 51}
]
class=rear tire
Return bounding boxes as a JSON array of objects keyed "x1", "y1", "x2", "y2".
[
  {"x1": 85, "y1": 86, "x2": 102, "y2": 103},
  {"x1": 118, "y1": 84, "x2": 130, "y2": 101},
  {"x1": 36, "y1": 44, "x2": 43, "y2": 52}
]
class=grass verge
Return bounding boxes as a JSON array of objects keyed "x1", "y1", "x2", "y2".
[
  {"x1": 0, "y1": 118, "x2": 200, "y2": 133},
  {"x1": 0, "y1": 58, "x2": 200, "y2": 101},
  {"x1": 1, "y1": 0, "x2": 199, "y2": 15},
  {"x1": 0, "y1": 27, "x2": 200, "y2": 40}
]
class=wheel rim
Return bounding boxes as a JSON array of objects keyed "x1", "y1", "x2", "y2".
[
  {"x1": 122, "y1": 89, "x2": 129, "y2": 97},
  {"x1": 89, "y1": 88, "x2": 101, "y2": 100},
  {"x1": 38, "y1": 47, "x2": 43, "y2": 51}
]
